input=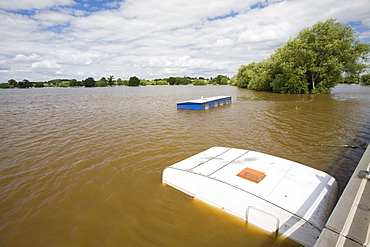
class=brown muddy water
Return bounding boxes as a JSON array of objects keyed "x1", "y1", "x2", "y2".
[{"x1": 1, "y1": 84, "x2": 369, "y2": 247}]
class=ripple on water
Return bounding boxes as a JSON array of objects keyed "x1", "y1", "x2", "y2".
[{"x1": 0, "y1": 85, "x2": 369, "y2": 246}]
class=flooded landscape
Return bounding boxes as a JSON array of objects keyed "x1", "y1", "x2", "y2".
[{"x1": 1, "y1": 84, "x2": 370, "y2": 246}]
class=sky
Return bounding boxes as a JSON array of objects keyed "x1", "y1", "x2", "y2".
[{"x1": 0, "y1": 0, "x2": 369, "y2": 82}]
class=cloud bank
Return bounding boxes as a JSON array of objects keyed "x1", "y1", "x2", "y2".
[{"x1": 0, "y1": 0, "x2": 369, "y2": 81}]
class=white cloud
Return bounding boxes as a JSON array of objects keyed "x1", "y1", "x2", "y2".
[
  {"x1": 33, "y1": 9, "x2": 74, "y2": 26},
  {"x1": 0, "y1": 0, "x2": 75, "y2": 10},
  {"x1": 32, "y1": 59, "x2": 62, "y2": 69},
  {"x1": 15, "y1": 53, "x2": 41, "y2": 61},
  {"x1": 0, "y1": 55, "x2": 11, "y2": 71},
  {"x1": 0, "y1": 0, "x2": 369, "y2": 82},
  {"x1": 215, "y1": 38, "x2": 234, "y2": 47}
]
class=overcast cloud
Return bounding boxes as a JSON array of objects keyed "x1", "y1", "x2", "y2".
[{"x1": 0, "y1": 0, "x2": 369, "y2": 82}]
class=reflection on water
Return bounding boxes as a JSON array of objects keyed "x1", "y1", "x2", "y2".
[{"x1": 0, "y1": 84, "x2": 369, "y2": 246}]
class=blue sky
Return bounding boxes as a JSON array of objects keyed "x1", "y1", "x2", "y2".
[{"x1": 0, "y1": 0, "x2": 369, "y2": 82}]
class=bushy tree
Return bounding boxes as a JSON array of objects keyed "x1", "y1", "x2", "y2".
[
  {"x1": 166, "y1": 76, "x2": 190, "y2": 85},
  {"x1": 83, "y1": 77, "x2": 95, "y2": 87},
  {"x1": 232, "y1": 64, "x2": 254, "y2": 88},
  {"x1": 69, "y1": 79, "x2": 83, "y2": 87},
  {"x1": 155, "y1": 80, "x2": 168, "y2": 85},
  {"x1": 34, "y1": 82, "x2": 44, "y2": 88},
  {"x1": 116, "y1": 78, "x2": 123, "y2": 85},
  {"x1": 233, "y1": 61, "x2": 273, "y2": 91},
  {"x1": 17, "y1": 79, "x2": 32, "y2": 88},
  {"x1": 193, "y1": 79, "x2": 207, "y2": 85},
  {"x1": 8, "y1": 79, "x2": 17, "y2": 87},
  {"x1": 212, "y1": 75, "x2": 229, "y2": 85},
  {"x1": 107, "y1": 75, "x2": 115, "y2": 86},
  {"x1": 362, "y1": 74, "x2": 370, "y2": 85},
  {"x1": 128, "y1": 76, "x2": 140, "y2": 86},
  {"x1": 167, "y1": 77, "x2": 176, "y2": 85},
  {"x1": 0, "y1": 83, "x2": 10, "y2": 88},
  {"x1": 233, "y1": 19, "x2": 370, "y2": 93},
  {"x1": 140, "y1": 80, "x2": 148, "y2": 86},
  {"x1": 94, "y1": 80, "x2": 108, "y2": 87},
  {"x1": 58, "y1": 82, "x2": 69, "y2": 87}
]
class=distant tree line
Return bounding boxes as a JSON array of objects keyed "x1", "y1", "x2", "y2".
[
  {"x1": 0, "y1": 75, "x2": 231, "y2": 89},
  {"x1": 231, "y1": 19, "x2": 370, "y2": 93}
]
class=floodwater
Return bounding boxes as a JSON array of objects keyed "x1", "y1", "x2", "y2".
[{"x1": 1, "y1": 84, "x2": 369, "y2": 247}]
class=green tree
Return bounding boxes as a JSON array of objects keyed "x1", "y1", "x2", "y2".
[
  {"x1": 193, "y1": 79, "x2": 206, "y2": 85},
  {"x1": 58, "y1": 82, "x2": 69, "y2": 87},
  {"x1": 290, "y1": 19, "x2": 369, "y2": 93},
  {"x1": 167, "y1": 77, "x2": 176, "y2": 85},
  {"x1": 0, "y1": 83, "x2": 10, "y2": 88},
  {"x1": 116, "y1": 78, "x2": 123, "y2": 85},
  {"x1": 95, "y1": 80, "x2": 107, "y2": 87},
  {"x1": 17, "y1": 79, "x2": 32, "y2": 88},
  {"x1": 233, "y1": 61, "x2": 272, "y2": 91},
  {"x1": 156, "y1": 80, "x2": 168, "y2": 85},
  {"x1": 128, "y1": 76, "x2": 140, "y2": 86},
  {"x1": 140, "y1": 80, "x2": 148, "y2": 86},
  {"x1": 99, "y1": 77, "x2": 107, "y2": 83},
  {"x1": 25, "y1": 79, "x2": 33, "y2": 88},
  {"x1": 232, "y1": 65, "x2": 251, "y2": 88},
  {"x1": 95, "y1": 77, "x2": 108, "y2": 87},
  {"x1": 8, "y1": 79, "x2": 17, "y2": 88},
  {"x1": 69, "y1": 79, "x2": 78, "y2": 87},
  {"x1": 212, "y1": 75, "x2": 229, "y2": 85},
  {"x1": 247, "y1": 60, "x2": 273, "y2": 91},
  {"x1": 17, "y1": 80, "x2": 24, "y2": 88},
  {"x1": 178, "y1": 77, "x2": 190, "y2": 85},
  {"x1": 362, "y1": 74, "x2": 370, "y2": 85},
  {"x1": 83, "y1": 77, "x2": 95, "y2": 87},
  {"x1": 233, "y1": 19, "x2": 370, "y2": 93},
  {"x1": 107, "y1": 75, "x2": 115, "y2": 86},
  {"x1": 34, "y1": 82, "x2": 44, "y2": 88}
]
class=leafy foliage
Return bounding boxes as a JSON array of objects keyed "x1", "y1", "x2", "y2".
[
  {"x1": 69, "y1": 79, "x2": 83, "y2": 87},
  {"x1": 362, "y1": 74, "x2": 370, "y2": 85},
  {"x1": 17, "y1": 79, "x2": 33, "y2": 88},
  {"x1": 0, "y1": 83, "x2": 10, "y2": 88},
  {"x1": 128, "y1": 76, "x2": 140, "y2": 86},
  {"x1": 8, "y1": 79, "x2": 17, "y2": 87},
  {"x1": 107, "y1": 75, "x2": 115, "y2": 86},
  {"x1": 166, "y1": 77, "x2": 190, "y2": 85},
  {"x1": 212, "y1": 75, "x2": 229, "y2": 85},
  {"x1": 2, "y1": 75, "x2": 228, "y2": 89},
  {"x1": 193, "y1": 79, "x2": 207, "y2": 85},
  {"x1": 34, "y1": 82, "x2": 44, "y2": 87},
  {"x1": 83, "y1": 77, "x2": 95, "y2": 87},
  {"x1": 155, "y1": 80, "x2": 168, "y2": 85},
  {"x1": 233, "y1": 19, "x2": 370, "y2": 93},
  {"x1": 94, "y1": 80, "x2": 108, "y2": 87}
]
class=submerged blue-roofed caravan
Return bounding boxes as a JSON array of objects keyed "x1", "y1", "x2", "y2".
[
  {"x1": 162, "y1": 147, "x2": 339, "y2": 247},
  {"x1": 177, "y1": 96, "x2": 231, "y2": 110}
]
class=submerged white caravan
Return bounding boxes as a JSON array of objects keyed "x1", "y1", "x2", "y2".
[{"x1": 162, "y1": 147, "x2": 338, "y2": 247}]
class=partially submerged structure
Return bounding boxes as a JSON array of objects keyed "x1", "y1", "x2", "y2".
[
  {"x1": 177, "y1": 96, "x2": 231, "y2": 110},
  {"x1": 162, "y1": 147, "x2": 338, "y2": 246}
]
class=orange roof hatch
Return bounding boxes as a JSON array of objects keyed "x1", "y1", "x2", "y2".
[{"x1": 237, "y1": 167, "x2": 266, "y2": 183}]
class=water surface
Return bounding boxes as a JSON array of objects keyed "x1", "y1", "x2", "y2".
[{"x1": 1, "y1": 84, "x2": 369, "y2": 246}]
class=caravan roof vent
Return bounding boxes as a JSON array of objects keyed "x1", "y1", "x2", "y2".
[{"x1": 237, "y1": 167, "x2": 266, "y2": 183}]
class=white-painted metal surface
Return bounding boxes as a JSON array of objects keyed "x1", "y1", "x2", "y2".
[{"x1": 162, "y1": 147, "x2": 339, "y2": 247}]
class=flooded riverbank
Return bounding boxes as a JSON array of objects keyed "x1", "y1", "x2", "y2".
[{"x1": 1, "y1": 84, "x2": 369, "y2": 246}]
